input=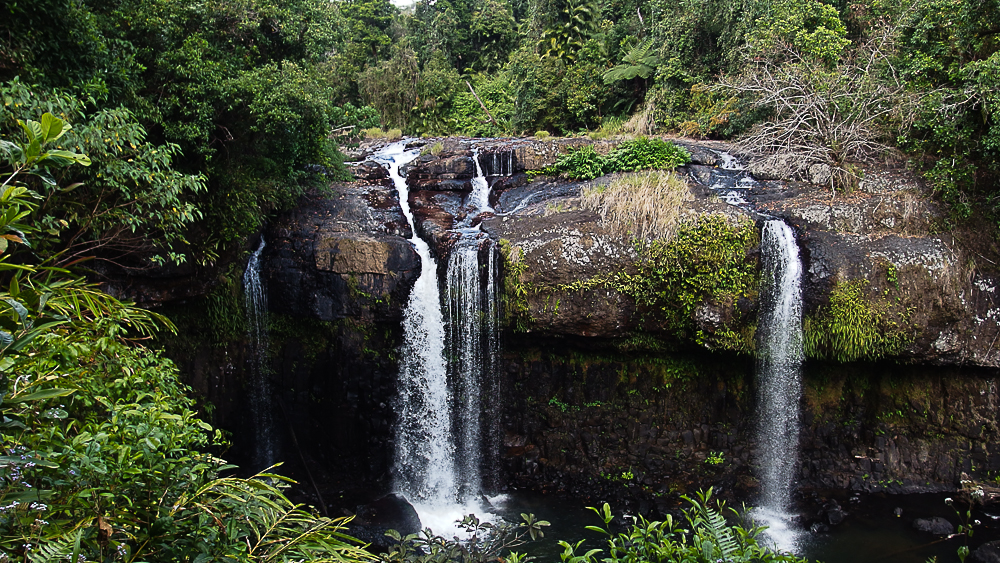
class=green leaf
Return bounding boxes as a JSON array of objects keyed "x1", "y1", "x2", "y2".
[
  {"x1": 18, "y1": 119, "x2": 42, "y2": 145},
  {"x1": 39, "y1": 112, "x2": 69, "y2": 143},
  {"x1": 6, "y1": 387, "x2": 75, "y2": 403}
]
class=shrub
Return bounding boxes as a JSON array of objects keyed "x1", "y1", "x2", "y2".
[
  {"x1": 617, "y1": 215, "x2": 759, "y2": 340},
  {"x1": 534, "y1": 130, "x2": 551, "y2": 139},
  {"x1": 559, "y1": 489, "x2": 808, "y2": 563},
  {"x1": 363, "y1": 127, "x2": 387, "y2": 138},
  {"x1": 422, "y1": 141, "x2": 445, "y2": 155},
  {"x1": 582, "y1": 170, "x2": 691, "y2": 241},
  {"x1": 605, "y1": 137, "x2": 692, "y2": 173},
  {"x1": 544, "y1": 145, "x2": 608, "y2": 180},
  {"x1": 387, "y1": 128, "x2": 403, "y2": 140}
]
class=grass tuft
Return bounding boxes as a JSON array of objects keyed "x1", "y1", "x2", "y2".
[{"x1": 581, "y1": 170, "x2": 692, "y2": 241}]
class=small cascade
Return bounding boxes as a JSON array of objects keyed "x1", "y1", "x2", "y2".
[
  {"x1": 754, "y1": 219, "x2": 805, "y2": 552},
  {"x1": 243, "y1": 238, "x2": 275, "y2": 470},
  {"x1": 376, "y1": 140, "x2": 499, "y2": 537},
  {"x1": 470, "y1": 150, "x2": 494, "y2": 213}
]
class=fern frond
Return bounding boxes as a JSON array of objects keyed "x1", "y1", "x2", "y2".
[{"x1": 27, "y1": 529, "x2": 82, "y2": 563}]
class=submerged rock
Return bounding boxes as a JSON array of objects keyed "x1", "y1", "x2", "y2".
[
  {"x1": 350, "y1": 493, "x2": 422, "y2": 551},
  {"x1": 912, "y1": 516, "x2": 955, "y2": 535},
  {"x1": 972, "y1": 541, "x2": 1000, "y2": 563}
]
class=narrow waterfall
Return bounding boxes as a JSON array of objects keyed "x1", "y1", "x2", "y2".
[
  {"x1": 243, "y1": 238, "x2": 275, "y2": 470},
  {"x1": 470, "y1": 150, "x2": 494, "y2": 213},
  {"x1": 446, "y1": 235, "x2": 501, "y2": 499},
  {"x1": 754, "y1": 219, "x2": 805, "y2": 551},
  {"x1": 377, "y1": 142, "x2": 498, "y2": 536}
]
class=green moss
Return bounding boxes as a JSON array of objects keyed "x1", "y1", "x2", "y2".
[
  {"x1": 803, "y1": 278, "x2": 914, "y2": 362},
  {"x1": 616, "y1": 215, "x2": 760, "y2": 346},
  {"x1": 499, "y1": 238, "x2": 532, "y2": 331}
]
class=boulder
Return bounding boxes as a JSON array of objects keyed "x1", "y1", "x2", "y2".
[
  {"x1": 912, "y1": 516, "x2": 955, "y2": 535},
  {"x1": 349, "y1": 493, "x2": 422, "y2": 551}
]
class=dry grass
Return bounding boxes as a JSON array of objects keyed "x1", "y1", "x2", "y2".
[
  {"x1": 622, "y1": 99, "x2": 657, "y2": 136},
  {"x1": 363, "y1": 127, "x2": 403, "y2": 140},
  {"x1": 581, "y1": 170, "x2": 692, "y2": 241}
]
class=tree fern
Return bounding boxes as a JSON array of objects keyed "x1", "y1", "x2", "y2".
[{"x1": 602, "y1": 39, "x2": 660, "y2": 83}]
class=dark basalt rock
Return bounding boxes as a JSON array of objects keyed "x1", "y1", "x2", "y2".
[
  {"x1": 349, "y1": 493, "x2": 421, "y2": 550},
  {"x1": 350, "y1": 161, "x2": 391, "y2": 186},
  {"x1": 972, "y1": 541, "x2": 1000, "y2": 563},
  {"x1": 912, "y1": 516, "x2": 955, "y2": 535}
]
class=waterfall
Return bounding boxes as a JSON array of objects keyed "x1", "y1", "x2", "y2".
[
  {"x1": 470, "y1": 150, "x2": 494, "y2": 212},
  {"x1": 244, "y1": 238, "x2": 275, "y2": 470},
  {"x1": 754, "y1": 219, "x2": 805, "y2": 552},
  {"x1": 376, "y1": 141, "x2": 498, "y2": 536},
  {"x1": 446, "y1": 235, "x2": 501, "y2": 499}
]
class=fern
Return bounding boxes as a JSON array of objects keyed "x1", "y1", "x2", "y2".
[
  {"x1": 602, "y1": 38, "x2": 660, "y2": 83},
  {"x1": 27, "y1": 529, "x2": 81, "y2": 563}
]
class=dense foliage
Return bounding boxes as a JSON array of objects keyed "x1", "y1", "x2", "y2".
[
  {"x1": 0, "y1": 114, "x2": 376, "y2": 562},
  {"x1": 380, "y1": 491, "x2": 808, "y2": 563},
  {"x1": 544, "y1": 138, "x2": 691, "y2": 180}
]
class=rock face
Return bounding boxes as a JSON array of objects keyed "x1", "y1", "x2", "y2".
[
  {"x1": 165, "y1": 134, "x2": 1000, "y2": 519},
  {"x1": 500, "y1": 345, "x2": 1000, "y2": 511}
]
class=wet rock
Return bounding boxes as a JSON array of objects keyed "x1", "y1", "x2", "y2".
[
  {"x1": 827, "y1": 507, "x2": 846, "y2": 526},
  {"x1": 810, "y1": 522, "x2": 829, "y2": 534},
  {"x1": 350, "y1": 161, "x2": 391, "y2": 185},
  {"x1": 350, "y1": 493, "x2": 422, "y2": 551},
  {"x1": 971, "y1": 541, "x2": 1000, "y2": 563},
  {"x1": 912, "y1": 516, "x2": 955, "y2": 535}
]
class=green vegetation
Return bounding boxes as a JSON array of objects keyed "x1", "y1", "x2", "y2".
[
  {"x1": 0, "y1": 118, "x2": 370, "y2": 561},
  {"x1": 803, "y1": 279, "x2": 913, "y2": 362},
  {"x1": 499, "y1": 239, "x2": 532, "y2": 332},
  {"x1": 619, "y1": 215, "x2": 760, "y2": 350},
  {"x1": 380, "y1": 491, "x2": 806, "y2": 563},
  {"x1": 570, "y1": 491, "x2": 808, "y2": 563},
  {"x1": 543, "y1": 138, "x2": 691, "y2": 180}
]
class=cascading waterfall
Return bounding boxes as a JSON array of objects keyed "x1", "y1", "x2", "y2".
[
  {"x1": 377, "y1": 141, "x2": 499, "y2": 536},
  {"x1": 487, "y1": 151, "x2": 513, "y2": 177},
  {"x1": 754, "y1": 219, "x2": 805, "y2": 552},
  {"x1": 244, "y1": 238, "x2": 275, "y2": 470}
]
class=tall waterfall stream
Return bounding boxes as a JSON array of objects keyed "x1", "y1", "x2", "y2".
[
  {"x1": 754, "y1": 219, "x2": 805, "y2": 552},
  {"x1": 244, "y1": 237, "x2": 276, "y2": 471},
  {"x1": 376, "y1": 141, "x2": 501, "y2": 536}
]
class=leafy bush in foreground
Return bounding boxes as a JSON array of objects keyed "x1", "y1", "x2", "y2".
[
  {"x1": 380, "y1": 489, "x2": 807, "y2": 563},
  {"x1": 0, "y1": 114, "x2": 371, "y2": 563},
  {"x1": 566, "y1": 489, "x2": 808, "y2": 563},
  {"x1": 605, "y1": 138, "x2": 692, "y2": 174}
]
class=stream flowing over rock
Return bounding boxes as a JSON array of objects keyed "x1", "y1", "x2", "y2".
[{"x1": 164, "y1": 135, "x2": 1000, "y2": 525}]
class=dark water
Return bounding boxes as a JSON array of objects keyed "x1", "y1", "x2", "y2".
[{"x1": 487, "y1": 490, "x2": 1000, "y2": 563}]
